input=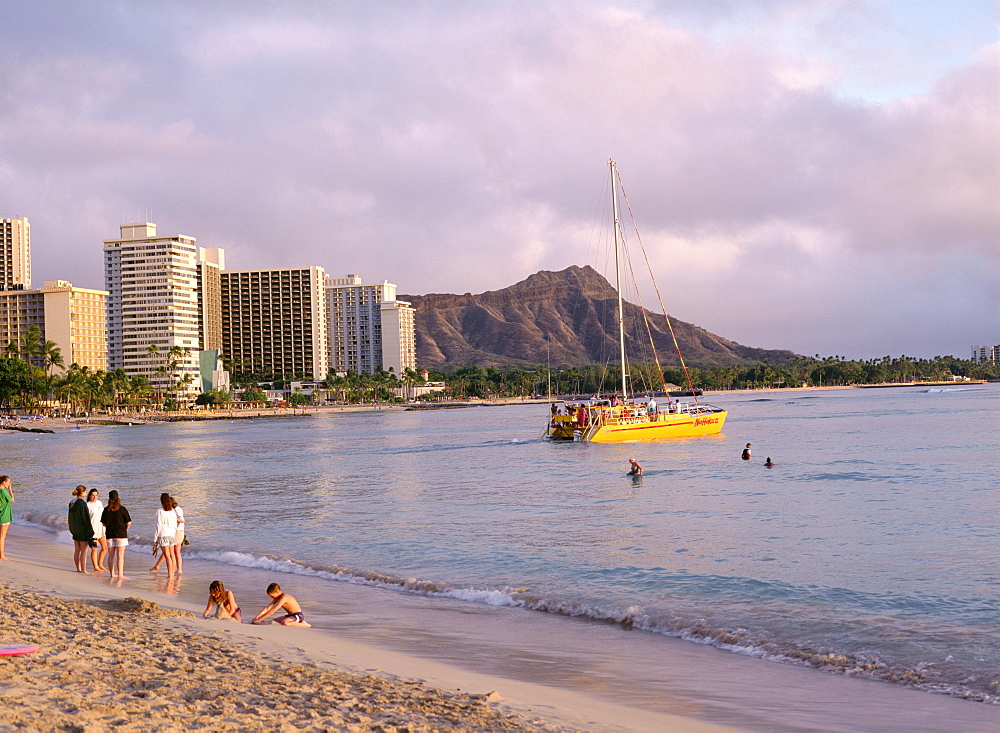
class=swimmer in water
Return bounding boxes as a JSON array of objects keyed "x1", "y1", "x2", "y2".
[
  {"x1": 627, "y1": 458, "x2": 643, "y2": 476},
  {"x1": 764, "y1": 457, "x2": 774, "y2": 467},
  {"x1": 741, "y1": 443, "x2": 752, "y2": 460}
]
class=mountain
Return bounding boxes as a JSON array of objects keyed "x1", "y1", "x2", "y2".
[{"x1": 401, "y1": 265, "x2": 799, "y2": 370}]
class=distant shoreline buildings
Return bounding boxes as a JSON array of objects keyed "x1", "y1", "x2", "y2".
[
  {"x1": 970, "y1": 345, "x2": 999, "y2": 364},
  {"x1": 1, "y1": 216, "x2": 417, "y2": 399}
]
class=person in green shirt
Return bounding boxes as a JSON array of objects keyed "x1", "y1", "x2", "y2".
[
  {"x1": 0, "y1": 475, "x2": 13, "y2": 561},
  {"x1": 67, "y1": 485, "x2": 95, "y2": 573}
]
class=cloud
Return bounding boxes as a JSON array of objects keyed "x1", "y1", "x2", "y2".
[{"x1": 0, "y1": 1, "x2": 996, "y2": 360}]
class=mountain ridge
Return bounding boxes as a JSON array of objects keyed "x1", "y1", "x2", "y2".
[{"x1": 401, "y1": 265, "x2": 799, "y2": 369}]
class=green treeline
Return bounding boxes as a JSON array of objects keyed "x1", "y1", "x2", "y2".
[
  {"x1": 2, "y1": 326, "x2": 997, "y2": 410},
  {"x1": 429, "y1": 354, "x2": 999, "y2": 399}
]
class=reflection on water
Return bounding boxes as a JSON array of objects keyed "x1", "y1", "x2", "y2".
[{"x1": 6, "y1": 385, "x2": 1000, "y2": 703}]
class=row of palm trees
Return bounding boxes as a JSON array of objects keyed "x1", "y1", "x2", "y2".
[
  {"x1": 1, "y1": 325, "x2": 199, "y2": 412},
  {"x1": 321, "y1": 367, "x2": 425, "y2": 403}
]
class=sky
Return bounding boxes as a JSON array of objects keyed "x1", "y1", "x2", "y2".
[{"x1": 1, "y1": 0, "x2": 997, "y2": 360}]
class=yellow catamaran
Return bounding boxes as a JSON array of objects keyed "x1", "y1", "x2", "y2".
[{"x1": 544, "y1": 160, "x2": 728, "y2": 443}]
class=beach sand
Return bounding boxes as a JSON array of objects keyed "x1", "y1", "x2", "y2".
[
  {"x1": 2, "y1": 525, "x2": 1000, "y2": 732},
  {"x1": 0, "y1": 585, "x2": 557, "y2": 732},
  {"x1": 0, "y1": 526, "x2": 733, "y2": 732}
]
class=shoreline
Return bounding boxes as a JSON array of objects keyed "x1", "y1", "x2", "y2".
[
  {"x1": 0, "y1": 525, "x2": 731, "y2": 733},
  {"x1": 4, "y1": 381, "x2": 989, "y2": 434},
  {"x1": 0, "y1": 581, "x2": 562, "y2": 732},
  {"x1": 3, "y1": 524, "x2": 999, "y2": 731}
]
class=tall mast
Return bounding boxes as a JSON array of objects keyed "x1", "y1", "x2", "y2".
[{"x1": 610, "y1": 159, "x2": 628, "y2": 400}]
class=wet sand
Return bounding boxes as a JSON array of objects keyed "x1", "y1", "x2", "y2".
[
  {"x1": 0, "y1": 585, "x2": 562, "y2": 732},
  {"x1": 2, "y1": 526, "x2": 999, "y2": 731},
  {"x1": 0, "y1": 526, "x2": 732, "y2": 732}
]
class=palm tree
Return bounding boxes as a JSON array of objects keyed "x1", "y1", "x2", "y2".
[
  {"x1": 39, "y1": 340, "x2": 65, "y2": 376},
  {"x1": 124, "y1": 375, "x2": 152, "y2": 406},
  {"x1": 145, "y1": 344, "x2": 161, "y2": 395},
  {"x1": 103, "y1": 368, "x2": 129, "y2": 409}
]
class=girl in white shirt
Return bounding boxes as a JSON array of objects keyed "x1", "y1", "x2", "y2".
[
  {"x1": 86, "y1": 488, "x2": 108, "y2": 572},
  {"x1": 151, "y1": 493, "x2": 178, "y2": 577},
  {"x1": 151, "y1": 496, "x2": 186, "y2": 574}
]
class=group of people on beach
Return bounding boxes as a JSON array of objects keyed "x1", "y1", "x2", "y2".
[
  {"x1": 66, "y1": 487, "x2": 185, "y2": 579},
  {"x1": 2, "y1": 473, "x2": 314, "y2": 632}
]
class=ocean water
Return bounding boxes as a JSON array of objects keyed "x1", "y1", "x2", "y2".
[{"x1": 4, "y1": 385, "x2": 999, "y2": 707}]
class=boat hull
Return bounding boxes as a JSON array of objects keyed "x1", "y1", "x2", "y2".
[
  {"x1": 588, "y1": 410, "x2": 727, "y2": 442},
  {"x1": 546, "y1": 406, "x2": 727, "y2": 442}
]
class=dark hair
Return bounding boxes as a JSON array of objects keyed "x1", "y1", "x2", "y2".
[
  {"x1": 107, "y1": 490, "x2": 121, "y2": 512},
  {"x1": 87, "y1": 488, "x2": 99, "y2": 501},
  {"x1": 159, "y1": 493, "x2": 172, "y2": 511},
  {"x1": 266, "y1": 583, "x2": 281, "y2": 594},
  {"x1": 170, "y1": 497, "x2": 178, "y2": 509},
  {"x1": 0, "y1": 475, "x2": 10, "y2": 487}
]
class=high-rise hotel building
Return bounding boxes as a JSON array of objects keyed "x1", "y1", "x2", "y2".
[
  {"x1": 104, "y1": 222, "x2": 221, "y2": 395},
  {"x1": 36, "y1": 281, "x2": 108, "y2": 371},
  {"x1": 220, "y1": 267, "x2": 329, "y2": 381},
  {"x1": 325, "y1": 274, "x2": 416, "y2": 375},
  {"x1": 0, "y1": 217, "x2": 31, "y2": 291},
  {"x1": 0, "y1": 281, "x2": 107, "y2": 372},
  {"x1": 1, "y1": 216, "x2": 107, "y2": 371}
]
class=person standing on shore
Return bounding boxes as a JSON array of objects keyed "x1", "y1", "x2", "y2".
[
  {"x1": 150, "y1": 496, "x2": 185, "y2": 574},
  {"x1": 101, "y1": 490, "x2": 132, "y2": 579},
  {"x1": 152, "y1": 493, "x2": 178, "y2": 577},
  {"x1": 0, "y1": 475, "x2": 13, "y2": 561},
  {"x1": 86, "y1": 489, "x2": 108, "y2": 572},
  {"x1": 171, "y1": 496, "x2": 185, "y2": 574},
  {"x1": 67, "y1": 486, "x2": 94, "y2": 574}
]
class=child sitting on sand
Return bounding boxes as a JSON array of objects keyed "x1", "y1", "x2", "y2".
[
  {"x1": 203, "y1": 580, "x2": 242, "y2": 623},
  {"x1": 251, "y1": 583, "x2": 311, "y2": 627}
]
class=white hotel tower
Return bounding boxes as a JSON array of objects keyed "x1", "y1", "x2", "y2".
[
  {"x1": 104, "y1": 222, "x2": 223, "y2": 396},
  {"x1": 325, "y1": 274, "x2": 415, "y2": 376},
  {"x1": 0, "y1": 216, "x2": 31, "y2": 290}
]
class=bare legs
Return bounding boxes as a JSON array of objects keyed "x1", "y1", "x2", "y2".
[
  {"x1": 90, "y1": 536, "x2": 108, "y2": 572},
  {"x1": 108, "y1": 544, "x2": 129, "y2": 580},
  {"x1": 0, "y1": 523, "x2": 9, "y2": 560},
  {"x1": 150, "y1": 543, "x2": 178, "y2": 576},
  {"x1": 73, "y1": 540, "x2": 90, "y2": 573},
  {"x1": 150, "y1": 544, "x2": 168, "y2": 571}
]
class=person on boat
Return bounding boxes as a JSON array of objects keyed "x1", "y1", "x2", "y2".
[
  {"x1": 764, "y1": 457, "x2": 775, "y2": 467},
  {"x1": 741, "y1": 443, "x2": 752, "y2": 460},
  {"x1": 628, "y1": 458, "x2": 643, "y2": 476}
]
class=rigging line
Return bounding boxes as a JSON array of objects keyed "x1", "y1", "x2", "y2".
[
  {"x1": 615, "y1": 173, "x2": 701, "y2": 404},
  {"x1": 610, "y1": 168, "x2": 665, "y2": 399}
]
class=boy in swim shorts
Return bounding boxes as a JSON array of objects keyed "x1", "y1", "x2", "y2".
[{"x1": 251, "y1": 582, "x2": 312, "y2": 627}]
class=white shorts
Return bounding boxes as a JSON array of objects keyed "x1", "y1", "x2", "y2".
[
  {"x1": 108, "y1": 538, "x2": 128, "y2": 547},
  {"x1": 158, "y1": 536, "x2": 176, "y2": 547}
]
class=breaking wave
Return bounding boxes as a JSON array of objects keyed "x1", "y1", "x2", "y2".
[{"x1": 16, "y1": 510, "x2": 998, "y2": 705}]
